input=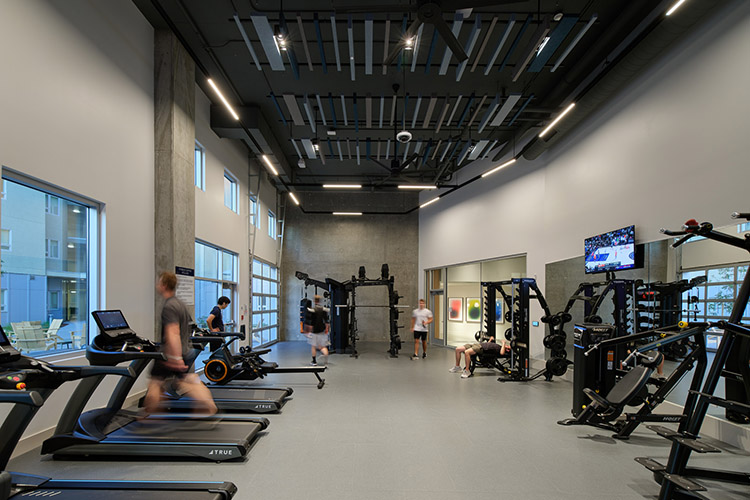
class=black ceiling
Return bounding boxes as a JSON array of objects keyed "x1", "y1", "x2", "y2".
[{"x1": 135, "y1": 0, "x2": 692, "y2": 202}]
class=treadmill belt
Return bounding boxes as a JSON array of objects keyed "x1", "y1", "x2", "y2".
[
  {"x1": 108, "y1": 419, "x2": 258, "y2": 442},
  {"x1": 12, "y1": 490, "x2": 228, "y2": 499},
  {"x1": 209, "y1": 387, "x2": 287, "y2": 401}
]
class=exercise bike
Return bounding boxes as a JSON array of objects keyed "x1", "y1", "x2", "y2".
[{"x1": 195, "y1": 329, "x2": 326, "y2": 389}]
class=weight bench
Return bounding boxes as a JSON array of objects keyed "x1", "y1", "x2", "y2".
[
  {"x1": 469, "y1": 343, "x2": 510, "y2": 374},
  {"x1": 558, "y1": 352, "x2": 662, "y2": 433}
]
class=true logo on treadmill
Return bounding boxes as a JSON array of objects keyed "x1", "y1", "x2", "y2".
[
  {"x1": 256, "y1": 404, "x2": 274, "y2": 409},
  {"x1": 208, "y1": 449, "x2": 234, "y2": 456}
]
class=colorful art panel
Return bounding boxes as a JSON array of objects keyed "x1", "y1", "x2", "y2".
[
  {"x1": 466, "y1": 298, "x2": 481, "y2": 323},
  {"x1": 448, "y1": 298, "x2": 463, "y2": 322}
]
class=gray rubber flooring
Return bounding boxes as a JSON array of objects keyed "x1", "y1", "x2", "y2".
[{"x1": 9, "y1": 341, "x2": 750, "y2": 499}]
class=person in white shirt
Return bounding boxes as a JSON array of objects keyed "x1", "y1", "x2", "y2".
[{"x1": 410, "y1": 299, "x2": 433, "y2": 360}]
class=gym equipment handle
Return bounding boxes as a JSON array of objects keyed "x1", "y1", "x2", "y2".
[{"x1": 732, "y1": 212, "x2": 750, "y2": 221}]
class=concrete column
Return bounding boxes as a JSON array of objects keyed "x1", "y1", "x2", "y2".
[{"x1": 154, "y1": 30, "x2": 195, "y2": 318}]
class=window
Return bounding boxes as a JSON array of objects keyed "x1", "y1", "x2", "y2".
[
  {"x1": 45, "y1": 239, "x2": 59, "y2": 259},
  {"x1": 681, "y1": 264, "x2": 750, "y2": 350},
  {"x1": 45, "y1": 195, "x2": 60, "y2": 215},
  {"x1": 1, "y1": 174, "x2": 98, "y2": 354},
  {"x1": 194, "y1": 241, "x2": 238, "y2": 347},
  {"x1": 1, "y1": 229, "x2": 10, "y2": 251},
  {"x1": 194, "y1": 141, "x2": 205, "y2": 190},
  {"x1": 0, "y1": 289, "x2": 7, "y2": 313},
  {"x1": 251, "y1": 258, "x2": 279, "y2": 348},
  {"x1": 268, "y1": 211, "x2": 277, "y2": 239},
  {"x1": 224, "y1": 172, "x2": 238, "y2": 213},
  {"x1": 249, "y1": 196, "x2": 260, "y2": 229}
]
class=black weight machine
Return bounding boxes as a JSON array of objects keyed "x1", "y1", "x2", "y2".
[
  {"x1": 482, "y1": 278, "x2": 569, "y2": 382},
  {"x1": 637, "y1": 212, "x2": 750, "y2": 500},
  {"x1": 297, "y1": 264, "x2": 405, "y2": 358},
  {"x1": 558, "y1": 321, "x2": 708, "y2": 440}
]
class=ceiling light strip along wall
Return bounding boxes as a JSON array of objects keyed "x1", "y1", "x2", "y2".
[
  {"x1": 232, "y1": 14, "x2": 262, "y2": 71},
  {"x1": 484, "y1": 15, "x2": 515, "y2": 75},
  {"x1": 399, "y1": 185, "x2": 436, "y2": 189},
  {"x1": 456, "y1": 14, "x2": 482, "y2": 82},
  {"x1": 250, "y1": 14, "x2": 285, "y2": 71},
  {"x1": 365, "y1": 15, "x2": 374, "y2": 75},
  {"x1": 481, "y1": 158, "x2": 516, "y2": 177},
  {"x1": 333, "y1": 212, "x2": 362, "y2": 216},
  {"x1": 471, "y1": 16, "x2": 497, "y2": 73},
  {"x1": 297, "y1": 15, "x2": 314, "y2": 72},
  {"x1": 539, "y1": 102, "x2": 575, "y2": 138},
  {"x1": 420, "y1": 197, "x2": 440, "y2": 208},
  {"x1": 316, "y1": 94, "x2": 327, "y2": 126},
  {"x1": 323, "y1": 184, "x2": 362, "y2": 189},
  {"x1": 347, "y1": 16, "x2": 356, "y2": 81},
  {"x1": 289, "y1": 192, "x2": 300, "y2": 205},
  {"x1": 282, "y1": 94, "x2": 305, "y2": 125},
  {"x1": 410, "y1": 24, "x2": 424, "y2": 72},
  {"x1": 511, "y1": 15, "x2": 551, "y2": 82},
  {"x1": 439, "y1": 13, "x2": 465, "y2": 75},
  {"x1": 313, "y1": 14, "x2": 328, "y2": 74},
  {"x1": 551, "y1": 15, "x2": 597, "y2": 72},
  {"x1": 207, "y1": 79, "x2": 239, "y2": 120},
  {"x1": 489, "y1": 93, "x2": 522, "y2": 127},
  {"x1": 330, "y1": 13, "x2": 341, "y2": 72},
  {"x1": 666, "y1": 0, "x2": 687, "y2": 16},
  {"x1": 261, "y1": 155, "x2": 279, "y2": 176},
  {"x1": 382, "y1": 17, "x2": 391, "y2": 75}
]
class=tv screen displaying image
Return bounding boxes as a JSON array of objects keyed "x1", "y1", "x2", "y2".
[{"x1": 584, "y1": 225, "x2": 636, "y2": 274}]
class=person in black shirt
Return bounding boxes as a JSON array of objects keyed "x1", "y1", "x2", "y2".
[
  {"x1": 305, "y1": 295, "x2": 330, "y2": 366},
  {"x1": 207, "y1": 296, "x2": 230, "y2": 332},
  {"x1": 142, "y1": 271, "x2": 217, "y2": 416}
]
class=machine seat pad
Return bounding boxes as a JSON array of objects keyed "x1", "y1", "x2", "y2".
[{"x1": 606, "y1": 366, "x2": 653, "y2": 406}]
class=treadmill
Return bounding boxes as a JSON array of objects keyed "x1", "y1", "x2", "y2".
[
  {"x1": 0, "y1": 325, "x2": 237, "y2": 499},
  {"x1": 41, "y1": 310, "x2": 268, "y2": 462},
  {"x1": 155, "y1": 331, "x2": 293, "y2": 414}
]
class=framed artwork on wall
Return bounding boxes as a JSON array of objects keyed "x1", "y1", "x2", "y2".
[
  {"x1": 495, "y1": 298, "x2": 503, "y2": 322},
  {"x1": 466, "y1": 298, "x2": 481, "y2": 323},
  {"x1": 448, "y1": 298, "x2": 463, "y2": 322}
]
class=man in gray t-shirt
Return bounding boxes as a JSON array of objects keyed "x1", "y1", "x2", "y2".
[
  {"x1": 142, "y1": 271, "x2": 216, "y2": 417},
  {"x1": 410, "y1": 299, "x2": 433, "y2": 360}
]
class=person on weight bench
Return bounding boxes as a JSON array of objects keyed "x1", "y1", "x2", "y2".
[{"x1": 449, "y1": 337, "x2": 507, "y2": 378}]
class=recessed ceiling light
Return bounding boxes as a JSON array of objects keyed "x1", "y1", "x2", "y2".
[
  {"x1": 398, "y1": 185, "x2": 436, "y2": 190},
  {"x1": 481, "y1": 158, "x2": 517, "y2": 178},
  {"x1": 323, "y1": 184, "x2": 362, "y2": 189},
  {"x1": 333, "y1": 212, "x2": 362, "y2": 216},
  {"x1": 539, "y1": 102, "x2": 576, "y2": 138},
  {"x1": 207, "y1": 78, "x2": 239, "y2": 120}
]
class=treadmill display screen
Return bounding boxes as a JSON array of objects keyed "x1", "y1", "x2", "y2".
[
  {"x1": 93, "y1": 311, "x2": 129, "y2": 330},
  {"x1": 0, "y1": 326, "x2": 9, "y2": 346}
]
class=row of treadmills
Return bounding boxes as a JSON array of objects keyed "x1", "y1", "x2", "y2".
[{"x1": 0, "y1": 310, "x2": 324, "y2": 499}]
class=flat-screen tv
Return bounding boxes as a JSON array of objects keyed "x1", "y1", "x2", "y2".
[{"x1": 584, "y1": 225, "x2": 636, "y2": 274}]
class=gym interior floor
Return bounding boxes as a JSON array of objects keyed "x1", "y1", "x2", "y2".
[{"x1": 9, "y1": 342, "x2": 749, "y2": 499}]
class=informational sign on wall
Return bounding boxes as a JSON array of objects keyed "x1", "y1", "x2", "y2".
[{"x1": 175, "y1": 266, "x2": 195, "y2": 307}]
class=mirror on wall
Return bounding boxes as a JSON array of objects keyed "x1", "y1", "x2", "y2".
[{"x1": 545, "y1": 221, "x2": 750, "y2": 424}]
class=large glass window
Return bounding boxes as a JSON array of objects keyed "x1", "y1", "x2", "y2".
[
  {"x1": 251, "y1": 258, "x2": 278, "y2": 348},
  {"x1": 224, "y1": 172, "x2": 238, "y2": 213},
  {"x1": 194, "y1": 241, "x2": 238, "y2": 331},
  {"x1": 268, "y1": 211, "x2": 277, "y2": 239},
  {"x1": 249, "y1": 195, "x2": 260, "y2": 229},
  {"x1": 681, "y1": 264, "x2": 750, "y2": 350},
  {"x1": 1, "y1": 175, "x2": 98, "y2": 354},
  {"x1": 194, "y1": 141, "x2": 205, "y2": 191}
]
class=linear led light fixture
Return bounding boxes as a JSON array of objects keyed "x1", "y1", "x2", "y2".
[
  {"x1": 666, "y1": 0, "x2": 687, "y2": 15},
  {"x1": 420, "y1": 197, "x2": 440, "y2": 209},
  {"x1": 323, "y1": 184, "x2": 362, "y2": 189},
  {"x1": 261, "y1": 155, "x2": 279, "y2": 176},
  {"x1": 481, "y1": 158, "x2": 516, "y2": 178},
  {"x1": 207, "y1": 79, "x2": 239, "y2": 120},
  {"x1": 333, "y1": 212, "x2": 362, "y2": 216},
  {"x1": 288, "y1": 192, "x2": 300, "y2": 205},
  {"x1": 539, "y1": 102, "x2": 576, "y2": 138},
  {"x1": 398, "y1": 185, "x2": 436, "y2": 190}
]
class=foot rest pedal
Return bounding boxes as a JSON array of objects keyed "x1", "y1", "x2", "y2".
[
  {"x1": 635, "y1": 457, "x2": 665, "y2": 472},
  {"x1": 663, "y1": 474, "x2": 706, "y2": 492},
  {"x1": 674, "y1": 437, "x2": 720, "y2": 453},
  {"x1": 647, "y1": 425, "x2": 681, "y2": 439}
]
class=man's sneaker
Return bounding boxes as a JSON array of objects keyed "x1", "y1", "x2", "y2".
[
  {"x1": 410, "y1": 354, "x2": 419, "y2": 360},
  {"x1": 461, "y1": 369, "x2": 472, "y2": 378},
  {"x1": 422, "y1": 353, "x2": 426, "y2": 359},
  {"x1": 310, "y1": 360, "x2": 318, "y2": 366},
  {"x1": 449, "y1": 366, "x2": 462, "y2": 373}
]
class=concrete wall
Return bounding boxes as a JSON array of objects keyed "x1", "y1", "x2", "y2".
[
  {"x1": 0, "y1": 0, "x2": 154, "y2": 450},
  {"x1": 419, "y1": 1, "x2": 750, "y2": 359},
  {"x1": 281, "y1": 206, "x2": 418, "y2": 342}
]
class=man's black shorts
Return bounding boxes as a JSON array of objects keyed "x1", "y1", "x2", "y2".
[
  {"x1": 413, "y1": 330, "x2": 427, "y2": 341},
  {"x1": 151, "y1": 360, "x2": 188, "y2": 380}
]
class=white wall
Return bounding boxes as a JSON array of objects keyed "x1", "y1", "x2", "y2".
[
  {"x1": 0, "y1": 0, "x2": 154, "y2": 449},
  {"x1": 194, "y1": 87, "x2": 280, "y2": 335},
  {"x1": 420, "y1": 1, "x2": 750, "y2": 358}
]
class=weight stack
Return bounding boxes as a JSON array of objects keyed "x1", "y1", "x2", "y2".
[{"x1": 571, "y1": 323, "x2": 616, "y2": 417}]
